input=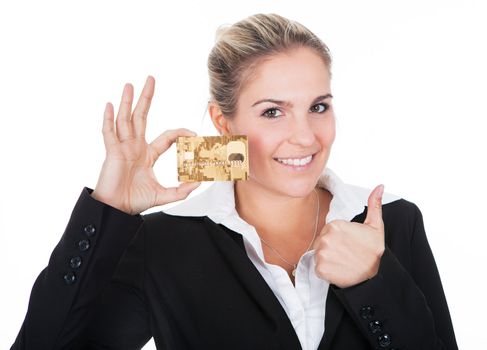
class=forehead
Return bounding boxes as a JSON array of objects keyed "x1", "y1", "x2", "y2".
[{"x1": 238, "y1": 47, "x2": 331, "y2": 104}]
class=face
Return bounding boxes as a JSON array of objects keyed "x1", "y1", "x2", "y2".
[{"x1": 219, "y1": 46, "x2": 336, "y2": 198}]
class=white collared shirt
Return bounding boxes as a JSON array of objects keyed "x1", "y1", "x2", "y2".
[{"x1": 164, "y1": 167, "x2": 401, "y2": 350}]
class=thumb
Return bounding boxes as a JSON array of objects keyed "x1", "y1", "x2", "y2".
[
  {"x1": 155, "y1": 181, "x2": 201, "y2": 206},
  {"x1": 364, "y1": 184, "x2": 384, "y2": 228}
]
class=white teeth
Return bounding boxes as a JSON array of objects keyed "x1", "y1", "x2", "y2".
[{"x1": 276, "y1": 155, "x2": 313, "y2": 166}]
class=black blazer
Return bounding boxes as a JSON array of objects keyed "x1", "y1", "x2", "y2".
[{"x1": 11, "y1": 187, "x2": 458, "y2": 349}]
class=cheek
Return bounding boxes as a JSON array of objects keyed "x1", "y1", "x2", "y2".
[
  {"x1": 316, "y1": 115, "x2": 336, "y2": 145},
  {"x1": 245, "y1": 128, "x2": 282, "y2": 165},
  {"x1": 247, "y1": 133, "x2": 272, "y2": 162}
]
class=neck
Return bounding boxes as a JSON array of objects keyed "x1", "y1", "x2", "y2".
[{"x1": 234, "y1": 179, "x2": 328, "y2": 241}]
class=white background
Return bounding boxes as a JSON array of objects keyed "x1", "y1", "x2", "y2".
[{"x1": 1, "y1": 0, "x2": 485, "y2": 348}]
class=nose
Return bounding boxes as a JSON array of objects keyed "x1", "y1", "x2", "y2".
[{"x1": 288, "y1": 115, "x2": 316, "y2": 147}]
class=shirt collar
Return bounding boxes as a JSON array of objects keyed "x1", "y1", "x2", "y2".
[{"x1": 163, "y1": 166, "x2": 401, "y2": 224}]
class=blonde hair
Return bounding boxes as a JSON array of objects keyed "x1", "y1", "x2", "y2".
[{"x1": 207, "y1": 13, "x2": 332, "y2": 119}]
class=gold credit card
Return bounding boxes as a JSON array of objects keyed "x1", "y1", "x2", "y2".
[{"x1": 176, "y1": 135, "x2": 249, "y2": 182}]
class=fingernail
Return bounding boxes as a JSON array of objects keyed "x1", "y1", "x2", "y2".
[{"x1": 378, "y1": 184, "x2": 384, "y2": 198}]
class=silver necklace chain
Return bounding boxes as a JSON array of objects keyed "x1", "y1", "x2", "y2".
[{"x1": 259, "y1": 188, "x2": 320, "y2": 278}]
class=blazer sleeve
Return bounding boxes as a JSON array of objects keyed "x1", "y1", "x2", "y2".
[
  {"x1": 330, "y1": 201, "x2": 458, "y2": 349},
  {"x1": 10, "y1": 187, "x2": 151, "y2": 349}
]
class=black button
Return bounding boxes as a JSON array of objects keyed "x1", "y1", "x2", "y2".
[
  {"x1": 378, "y1": 334, "x2": 392, "y2": 347},
  {"x1": 369, "y1": 320, "x2": 383, "y2": 334},
  {"x1": 63, "y1": 272, "x2": 76, "y2": 285},
  {"x1": 78, "y1": 239, "x2": 90, "y2": 251},
  {"x1": 70, "y1": 256, "x2": 82, "y2": 269},
  {"x1": 360, "y1": 305, "x2": 375, "y2": 319},
  {"x1": 84, "y1": 224, "x2": 96, "y2": 237}
]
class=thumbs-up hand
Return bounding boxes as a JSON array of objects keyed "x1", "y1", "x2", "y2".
[{"x1": 313, "y1": 184, "x2": 385, "y2": 288}]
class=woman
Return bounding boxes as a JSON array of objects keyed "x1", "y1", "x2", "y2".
[{"x1": 11, "y1": 13, "x2": 457, "y2": 349}]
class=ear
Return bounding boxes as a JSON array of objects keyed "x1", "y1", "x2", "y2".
[{"x1": 208, "y1": 102, "x2": 231, "y2": 135}]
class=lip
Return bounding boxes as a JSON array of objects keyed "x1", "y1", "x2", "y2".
[{"x1": 273, "y1": 153, "x2": 316, "y2": 171}]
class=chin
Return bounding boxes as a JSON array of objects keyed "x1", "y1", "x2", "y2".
[
  {"x1": 247, "y1": 154, "x2": 327, "y2": 197},
  {"x1": 251, "y1": 175, "x2": 319, "y2": 198},
  {"x1": 278, "y1": 180, "x2": 319, "y2": 198}
]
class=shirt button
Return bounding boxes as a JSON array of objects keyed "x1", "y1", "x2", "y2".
[
  {"x1": 360, "y1": 305, "x2": 375, "y2": 319},
  {"x1": 368, "y1": 320, "x2": 383, "y2": 334},
  {"x1": 78, "y1": 239, "x2": 90, "y2": 252},
  {"x1": 70, "y1": 256, "x2": 82, "y2": 269},
  {"x1": 84, "y1": 224, "x2": 96, "y2": 237},
  {"x1": 63, "y1": 272, "x2": 76, "y2": 285},
  {"x1": 378, "y1": 334, "x2": 392, "y2": 347}
]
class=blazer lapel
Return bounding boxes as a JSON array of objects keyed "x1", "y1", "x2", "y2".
[
  {"x1": 205, "y1": 218, "x2": 303, "y2": 350},
  {"x1": 318, "y1": 288, "x2": 345, "y2": 349}
]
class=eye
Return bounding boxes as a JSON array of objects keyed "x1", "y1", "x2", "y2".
[
  {"x1": 261, "y1": 107, "x2": 283, "y2": 119},
  {"x1": 310, "y1": 103, "x2": 330, "y2": 113}
]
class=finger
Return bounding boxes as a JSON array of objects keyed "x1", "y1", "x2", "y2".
[
  {"x1": 102, "y1": 102, "x2": 118, "y2": 149},
  {"x1": 133, "y1": 75, "x2": 155, "y2": 138},
  {"x1": 311, "y1": 222, "x2": 330, "y2": 250},
  {"x1": 115, "y1": 83, "x2": 135, "y2": 141},
  {"x1": 364, "y1": 184, "x2": 384, "y2": 228},
  {"x1": 312, "y1": 238, "x2": 319, "y2": 251},
  {"x1": 155, "y1": 181, "x2": 202, "y2": 205},
  {"x1": 150, "y1": 128, "x2": 197, "y2": 157}
]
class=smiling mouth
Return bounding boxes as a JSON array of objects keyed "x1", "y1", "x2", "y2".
[{"x1": 273, "y1": 154, "x2": 315, "y2": 167}]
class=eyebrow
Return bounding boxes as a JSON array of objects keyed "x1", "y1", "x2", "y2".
[{"x1": 251, "y1": 94, "x2": 333, "y2": 108}]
